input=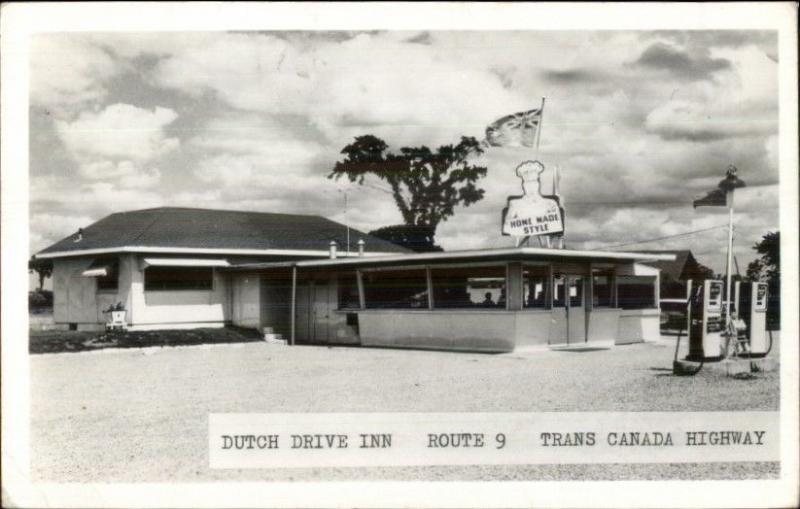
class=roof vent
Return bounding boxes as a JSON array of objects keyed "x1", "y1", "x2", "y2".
[
  {"x1": 74, "y1": 228, "x2": 83, "y2": 243},
  {"x1": 357, "y1": 238, "x2": 365, "y2": 257},
  {"x1": 329, "y1": 240, "x2": 338, "y2": 259}
]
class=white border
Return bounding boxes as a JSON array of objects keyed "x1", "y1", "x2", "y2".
[{"x1": 2, "y1": 2, "x2": 798, "y2": 508}]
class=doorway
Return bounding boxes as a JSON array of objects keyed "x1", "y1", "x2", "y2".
[
  {"x1": 550, "y1": 274, "x2": 587, "y2": 345},
  {"x1": 295, "y1": 280, "x2": 332, "y2": 344}
]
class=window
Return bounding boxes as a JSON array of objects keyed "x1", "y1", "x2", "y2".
[
  {"x1": 144, "y1": 267, "x2": 214, "y2": 291},
  {"x1": 617, "y1": 276, "x2": 656, "y2": 309},
  {"x1": 96, "y1": 258, "x2": 119, "y2": 291},
  {"x1": 523, "y1": 265, "x2": 550, "y2": 309},
  {"x1": 337, "y1": 272, "x2": 360, "y2": 309},
  {"x1": 363, "y1": 269, "x2": 428, "y2": 309},
  {"x1": 592, "y1": 269, "x2": 614, "y2": 307},
  {"x1": 431, "y1": 266, "x2": 506, "y2": 309}
]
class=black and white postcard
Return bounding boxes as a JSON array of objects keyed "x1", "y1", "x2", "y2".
[{"x1": 2, "y1": 2, "x2": 798, "y2": 508}]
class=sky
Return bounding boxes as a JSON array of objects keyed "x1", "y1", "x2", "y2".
[{"x1": 29, "y1": 30, "x2": 779, "y2": 280}]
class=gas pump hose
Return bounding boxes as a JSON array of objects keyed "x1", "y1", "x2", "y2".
[{"x1": 672, "y1": 326, "x2": 704, "y2": 376}]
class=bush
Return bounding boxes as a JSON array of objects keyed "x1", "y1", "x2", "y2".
[{"x1": 29, "y1": 290, "x2": 53, "y2": 309}]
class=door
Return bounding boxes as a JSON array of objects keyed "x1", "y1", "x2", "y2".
[
  {"x1": 311, "y1": 280, "x2": 331, "y2": 344},
  {"x1": 567, "y1": 275, "x2": 587, "y2": 343},
  {"x1": 549, "y1": 274, "x2": 587, "y2": 345},
  {"x1": 295, "y1": 283, "x2": 312, "y2": 341}
]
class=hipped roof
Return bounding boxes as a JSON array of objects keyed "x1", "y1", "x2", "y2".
[{"x1": 36, "y1": 207, "x2": 409, "y2": 258}]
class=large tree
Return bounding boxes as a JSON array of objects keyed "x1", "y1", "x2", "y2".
[{"x1": 328, "y1": 135, "x2": 487, "y2": 251}]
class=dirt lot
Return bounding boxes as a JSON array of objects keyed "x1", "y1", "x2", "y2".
[{"x1": 30, "y1": 337, "x2": 780, "y2": 482}]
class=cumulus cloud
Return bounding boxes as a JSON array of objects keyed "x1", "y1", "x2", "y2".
[
  {"x1": 56, "y1": 104, "x2": 179, "y2": 161},
  {"x1": 30, "y1": 34, "x2": 122, "y2": 114}
]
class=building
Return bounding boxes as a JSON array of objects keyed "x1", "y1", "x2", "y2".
[
  {"x1": 34, "y1": 206, "x2": 674, "y2": 352},
  {"x1": 33, "y1": 207, "x2": 408, "y2": 331}
]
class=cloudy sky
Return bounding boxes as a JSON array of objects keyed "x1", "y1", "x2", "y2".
[{"x1": 29, "y1": 30, "x2": 779, "y2": 274}]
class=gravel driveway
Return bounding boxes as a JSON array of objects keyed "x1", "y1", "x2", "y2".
[{"x1": 30, "y1": 338, "x2": 780, "y2": 482}]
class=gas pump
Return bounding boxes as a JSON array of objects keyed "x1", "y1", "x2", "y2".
[
  {"x1": 735, "y1": 281, "x2": 770, "y2": 356},
  {"x1": 687, "y1": 280, "x2": 725, "y2": 361}
]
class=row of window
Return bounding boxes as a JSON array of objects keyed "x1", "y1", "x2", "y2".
[
  {"x1": 93, "y1": 259, "x2": 656, "y2": 309},
  {"x1": 93, "y1": 258, "x2": 214, "y2": 292},
  {"x1": 338, "y1": 266, "x2": 656, "y2": 311}
]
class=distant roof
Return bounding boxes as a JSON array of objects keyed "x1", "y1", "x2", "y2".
[
  {"x1": 227, "y1": 246, "x2": 676, "y2": 271},
  {"x1": 35, "y1": 207, "x2": 410, "y2": 258},
  {"x1": 636, "y1": 249, "x2": 712, "y2": 281}
]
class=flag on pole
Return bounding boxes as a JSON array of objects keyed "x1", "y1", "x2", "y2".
[
  {"x1": 692, "y1": 165, "x2": 746, "y2": 208},
  {"x1": 484, "y1": 108, "x2": 542, "y2": 147},
  {"x1": 692, "y1": 188, "x2": 728, "y2": 208}
]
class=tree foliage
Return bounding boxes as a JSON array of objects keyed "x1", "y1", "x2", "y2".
[
  {"x1": 328, "y1": 135, "x2": 488, "y2": 234},
  {"x1": 746, "y1": 231, "x2": 780, "y2": 330},
  {"x1": 746, "y1": 231, "x2": 779, "y2": 282},
  {"x1": 368, "y1": 224, "x2": 444, "y2": 253}
]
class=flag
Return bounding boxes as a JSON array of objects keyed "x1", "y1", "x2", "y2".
[
  {"x1": 485, "y1": 108, "x2": 542, "y2": 147},
  {"x1": 692, "y1": 188, "x2": 728, "y2": 208},
  {"x1": 693, "y1": 165, "x2": 746, "y2": 208}
]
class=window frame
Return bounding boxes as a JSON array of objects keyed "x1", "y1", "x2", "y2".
[
  {"x1": 360, "y1": 266, "x2": 430, "y2": 310},
  {"x1": 521, "y1": 263, "x2": 552, "y2": 311},
  {"x1": 95, "y1": 257, "x2": 120, "y2": 293},
  {"x1": 143, "y1": 266, "x2": 216, "y2": 292},
  {"x1": 429, "y1": 264, "x2": 509, "y2": 311}
]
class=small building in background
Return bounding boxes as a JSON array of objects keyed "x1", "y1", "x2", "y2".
[{"x1": 639, "y1": 250, "x2": 714, "y2": 298}]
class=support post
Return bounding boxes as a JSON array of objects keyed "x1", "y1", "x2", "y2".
[
  {"x1": 425, "y1": 267, "x2": 434, "y2": 310},
  {"x1": 290, "y1": 265, "x2": 297, "y2": 346},
  {"x1": 356, "y1": 269, "x2": 366, "y2": 309}
]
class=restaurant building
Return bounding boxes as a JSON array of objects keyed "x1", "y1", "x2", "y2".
[{"x1": 34, "y1": 206, "x2": 674, "y2": 352}]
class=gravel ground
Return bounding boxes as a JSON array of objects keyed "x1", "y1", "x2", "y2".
[{"x1": 30, "y1": 337, "x2": 780, "y2": 482}]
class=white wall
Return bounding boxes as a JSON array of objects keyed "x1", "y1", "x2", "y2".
[
  {"x1": 358, "y1": 310, "x2": 516, "y2": 352},
  {"x1": 130, "y1": 263, "x2": 229, "y2": 327},
  {"x1": 52, "y1": 256, "x2": 132, "y2": 329},
  {"x1": 617, "y1": 309, "x2": 661, "y2": 344}
]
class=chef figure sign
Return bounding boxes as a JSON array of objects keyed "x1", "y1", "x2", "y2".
[{"x1": 501, "y1": 160, "x2": 564, "y2": 247}]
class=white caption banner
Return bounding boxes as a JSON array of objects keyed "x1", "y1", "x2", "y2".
[{"x1": 209, "y1": 412, "x2": 779, "y2": 469}]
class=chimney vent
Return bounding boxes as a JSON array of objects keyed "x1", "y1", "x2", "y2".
[
  {"x1": 74, "y1": 228, "x2": 83, "y2": 243},
  {"x1": 329, "y1": 240, "x2": 338, "y2": 259},
  {"x1": 357, "y1": 238, "x2": 365, "y2": 257}
]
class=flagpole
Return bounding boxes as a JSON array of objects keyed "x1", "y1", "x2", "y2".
[
  {"x1": 535, "y1": 97, "x2": 545, "y2": 156},
  {"x1": 725, "y1": 190, "x2": 735, "y2": 332}
]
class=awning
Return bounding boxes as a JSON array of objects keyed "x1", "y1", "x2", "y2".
[
  {"x1": 82, "y1": 267, "x2": 109, "y2": 277},
  {"x1": 142, "y1": 258, "x2": 230, "y2": 268},
  {"x1": 82, "y1": 258, "x2": 113, "y2": 277}
]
